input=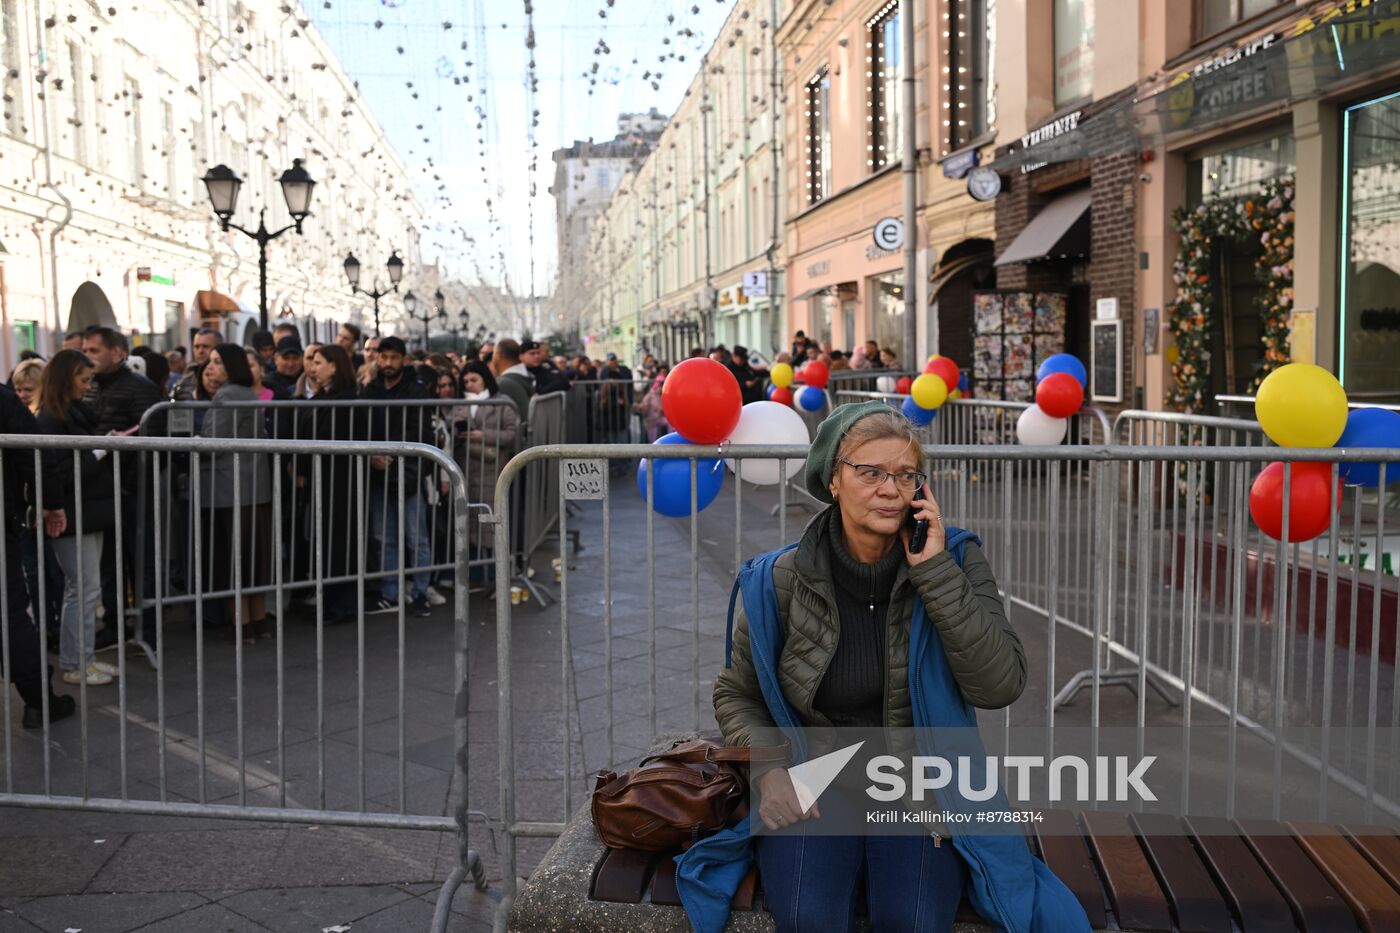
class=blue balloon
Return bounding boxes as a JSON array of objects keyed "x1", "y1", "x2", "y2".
[
  {"x1": 1037, "y1": 353, "x2": 1087, "y2": 389},
  {"x1": 766, "y1": 383, "x2": 778, "y2": 400},
  {"x1": 1335, "y1": 407, "x2": 1400, "y2": 487},
  {"x1": 902, "y1": 396, "x2": 935, "y2": 427},
  {"x1": 796, "y1": 385, "x2": 826, "y2": 412},
  {"x1": 957, "y1": 373, "x2": 970, "y2": 393},
  {"x1": 636, "y1": 432, "x2": 725, "y2": 517}
]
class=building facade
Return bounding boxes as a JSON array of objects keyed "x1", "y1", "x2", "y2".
[
  {"x1": 979, "y1": 0, "x2": 1400, "y2": 413},
  {"x1": 550, "y1": 109, "x2": 667, "y2": 340},
  {"x1": 570, "y1": 0, "x2": 788, "y2": 365},
  {"x1": 778, "y1": 0, "x2": 999, "y2": 370},
  {"x1": 0, "y1": 0, "x2": 423, "y2": 369}
]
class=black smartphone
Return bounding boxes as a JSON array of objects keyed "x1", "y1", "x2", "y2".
[{"x1": 906, "y1": 484, "x2": 930, "y2": 554}]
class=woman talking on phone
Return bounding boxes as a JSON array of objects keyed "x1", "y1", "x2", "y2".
[{"x1": 698, "y1": 401, "x2": 1087, "y2": 933}]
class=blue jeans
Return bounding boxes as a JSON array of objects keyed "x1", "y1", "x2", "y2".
[
  {"x1": 756, "y1": 831, "x2": 967, "y2": 933},
  {"x1": 50, "y1": 533, "x2": 104, "y2": 670},
  {"x1": 368, "y1": 487, "x2": 431, "y2": 601}
]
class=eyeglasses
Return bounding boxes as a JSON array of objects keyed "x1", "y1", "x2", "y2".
[{"x1": 837, "y1": 458, "x2": 926, "y2": 491}]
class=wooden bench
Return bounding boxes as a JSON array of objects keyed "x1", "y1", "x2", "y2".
[{"x1": 514, "y1": 808, "x2": 1400, "y2": 932}]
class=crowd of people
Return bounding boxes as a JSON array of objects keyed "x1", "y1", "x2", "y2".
[{"x1": 1, "y1": 320, "x2": 912, "y2": 726}]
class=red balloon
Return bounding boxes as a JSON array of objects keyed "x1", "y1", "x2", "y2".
[
  {"x1": 895, "y1": 376, "x2": 914, "y2": 395},
  {"x1": 924, "y1": 356, "x2": 960, "y2": 392},
  {"x1": 662, "y1": 358, "x2": 743, "y2": 443},
  {"x1": 1036, "y1": 372, "x2": 1084, "y2": 419},
  {"x1": 1249, "y1": 461, "x2": 1341, "y2": 543},
  {"x1": 802, "y1": 361, "x2": 830, "y2": 389},
  {"x1": 770, "y1": 386, "x2": 794, "y2": 407}
]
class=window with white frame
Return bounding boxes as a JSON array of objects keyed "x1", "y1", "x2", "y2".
[
  {"x1": 805, "y1": 69, "x2": 832, "y2": 203},
  {"x1": 1053, "y1": 0, "x2": 1094, "y2": 107},
  {"x1": 868, "y1": 2, "x2": 903, "y2": 171}
]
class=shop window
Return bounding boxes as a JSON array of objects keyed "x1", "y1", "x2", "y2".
[
  {"x1": 1340, "y1": 91, "x2": 1400, "y2": 397},
  {"x1": 1194, "y1": 0, "x2": 1282, "y2": 43},
  {"x1": 1053, "y1": 0, "x2": 1093, "y2": 107},
  {"x1": 945, "y1": 0, "x2": 994, "y2": 153},
  {"x1": 1187, "y1": 132, "x2": 1294, "y2": 203},
  {"x1": 868, "y1": 3, "x2": 902, "y2": 171},
  {"x1": 870, "y1": 272, "x2": 905, "y2": 358},
  {"x1": 805, "y1": 69, "x2": 832, "y2": 203}
]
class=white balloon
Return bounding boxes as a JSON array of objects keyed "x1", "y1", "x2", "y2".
[
  {"x1": 724, "y1": 401, "x2": 809, "y2": 486},
  {"x1": 1016, "y1": 404, "x2": 1068, "y2": 445},
  {"x1": 1019, "y1": 400, "x2": 1069, "y2": 442},
  {"x1": 876, "y1": 375, "x2": 897, "y2": 394}
]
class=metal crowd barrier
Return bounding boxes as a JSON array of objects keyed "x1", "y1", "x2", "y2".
[
  {"x1": 480, "y1": 442, "x2": 1400, "y2": 930},
  {"x1": 0, "y1": 433, "x2": 485, "y2": 931},
  {"x1": 512, "y1": 392, "x2": 566, "y2": 604},
  {"x1": 833, "y1": 390, "x2": 1114, "y2": 447},
  {"x1": 134, "y1": 397, "x2": 517, "y2": 658}
]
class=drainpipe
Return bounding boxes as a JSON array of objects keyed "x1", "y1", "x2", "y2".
[
  {"x1": 34, "y1": 0, "x2": 72, "y2": 350},
  {"x1": 900, "y1": 0, "x2": 918, "y2": 363}
]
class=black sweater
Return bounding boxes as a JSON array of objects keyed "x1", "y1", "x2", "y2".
[{"x1": 813, "y1": 509, "x2": 904, "y2": 729}]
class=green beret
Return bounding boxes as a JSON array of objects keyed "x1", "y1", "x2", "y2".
[{"x1": 804, "y1": 400, "x2": 901, "y2": 504}]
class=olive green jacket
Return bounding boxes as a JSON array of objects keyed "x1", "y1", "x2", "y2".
[{"x1": 713, "y1": 509, "x2": 1026, "y2": 749}]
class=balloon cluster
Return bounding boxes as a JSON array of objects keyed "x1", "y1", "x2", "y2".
[
  {"x1": 1248, "y1": 363, "x2": 1400, "y2": 542},
  {"x1": 900, "y1": 356, "x2": 960, "y2": 427},
  {"x1": 1017, "y1": 355, "x2": 1086, "y2": 445},
  {"x1": 768, "y1": 360, "x2": 828, "y2": 412},
  {"x1": 639, "y1": 359, "x2": 810, "y2": 517}
]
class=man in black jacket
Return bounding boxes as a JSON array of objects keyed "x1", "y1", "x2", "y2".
[
  {"x1": 521, "y1": 340, "x2": 570, "y2": 395},
  {"x1": 360, "y1": 337, "x2": 435, "y2": 617},
  {"x1": 84, "y1": 326, "x2": 163, "y2": 650},
  {"x1": 1, "y1": 384, "x2": 76, "y2": 728}
]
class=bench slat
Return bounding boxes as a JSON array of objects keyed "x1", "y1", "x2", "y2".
[
  {"x1": 1343, "y1": 827, "x2": 1400, "y2": 894},
  {"x1": 1081, "y1": 810, "x2": 1172, "y2": 932},
  {"x1": 1032, "y1": 809, "x2": 1107, "y2": 930},
  {"x1": 1184, "y1": 816, "x2": 1294, "y2": 933},
  {"x1": 592, "y1": 847, "x2": 659, "y2": 904},
  {"x1": 650, "y1": 855, "x2": 681, "y2": 907},
  {"x1": 1236, "y1": 819, "x2": 1356, "y2": 933},
  {"x1": 1289, "y1": 821, "x2": 1400, "y2": 933},
  {"x1": 1131, "y1": 813, "x2": 1233, "y2": 933}
]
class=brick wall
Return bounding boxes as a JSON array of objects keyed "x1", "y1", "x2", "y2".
[
  {"x1": 1088, "y1": 151, "x2": 1140, "y2": 413},
  {"x1": 991, "y1": 153, "x2": 1141, "y2": 414}
]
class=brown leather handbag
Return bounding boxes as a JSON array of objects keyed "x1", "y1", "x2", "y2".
[{"x1": 591, "y1": 737, "x2": 787, "y2": 852}]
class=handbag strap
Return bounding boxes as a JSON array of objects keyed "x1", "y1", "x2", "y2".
[{"x1": 706, "y1": 743, "x2": 788, "y2": 765}]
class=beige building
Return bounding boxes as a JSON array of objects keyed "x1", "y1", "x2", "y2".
[
  {"x1": 779, "y1": 0, "x2": 998, "y2": 369},
  {"x1": 572, "y1": 0, "x2": 787, "y2": 365},
  {"x1": 0, "y1": 0, "x2": 423, "y2": 368}
]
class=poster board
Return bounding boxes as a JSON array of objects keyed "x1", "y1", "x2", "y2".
[
  {"x1": 971, "y1": 290, "x2": 1068, "y2": 402},
  {"x1": 1091, "y1": 319, "x2": 1122, "y2": 403}
]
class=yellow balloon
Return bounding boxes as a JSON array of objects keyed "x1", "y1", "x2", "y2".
[
  {"x1": 1254, "y1": 363, "x2": 1349, "y2": 448},
  {"x1": 927, "y1": 353, "x2": 942, "y2": 363},
  {"x1": 949, "y1": 388, "x2": 963, "y2": 400},
  {"x1": 770, "y1": 362, "x2": 794, "y2": 388},
  {"x1": 911, "y1": 373, "x2": 948, "y2": 410},
  {"x1": 1165, "y1": 344, "x2": 1180, "y2": 364}
]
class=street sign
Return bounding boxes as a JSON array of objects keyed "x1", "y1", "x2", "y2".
[
  {"x1": 872, "y1": 217, "x2": 904, "y2": 252},
  {"x1": 742, "y1": 270, "x2": 768, "y2": 297},
  {"x1": 561, "y1": 460, "x2": 607, "y2": 500},
  {"x1": 967, "y1": 167, "x2": 1003, "y2": 201}
]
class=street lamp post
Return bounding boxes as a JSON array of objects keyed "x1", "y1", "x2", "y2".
[
  {"x1": 202, "y1": 160, "x2": 316, "y2": 332},
  {"x1": 431, "y1": 289, "x2": 445, "y2": 353},
  {"x1": 342, "y1": 251, "x2": 404, "y2": 335},
  {"x1": 403, "y1": 290, "x2": 420, "y2": 348}
]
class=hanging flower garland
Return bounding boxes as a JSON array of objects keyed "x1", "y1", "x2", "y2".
[{"x1": 1168, "y1": 176, "x2": 1295, "y2": 413}]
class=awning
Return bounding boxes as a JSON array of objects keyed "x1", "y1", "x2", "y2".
[
  {"x1": 792, "y1": 286, "x2": 834, "y2": 302},
  {"x1": 994, "y1": 187, "x2": 1092, "y2": 267},
  {"x1": 195, "y1": 289, "x2": 240, "y2": 314}
]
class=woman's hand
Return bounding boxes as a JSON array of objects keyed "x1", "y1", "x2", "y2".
[
  {"x1": 755, "y1": 767, "x2": 819, "y2": 830},
  {"x1": 468, "y1": 430, "x2": 484, "y2": 442},
  {"x1": 901, "y1": 487, "x2": 946, "y2": 567}
]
